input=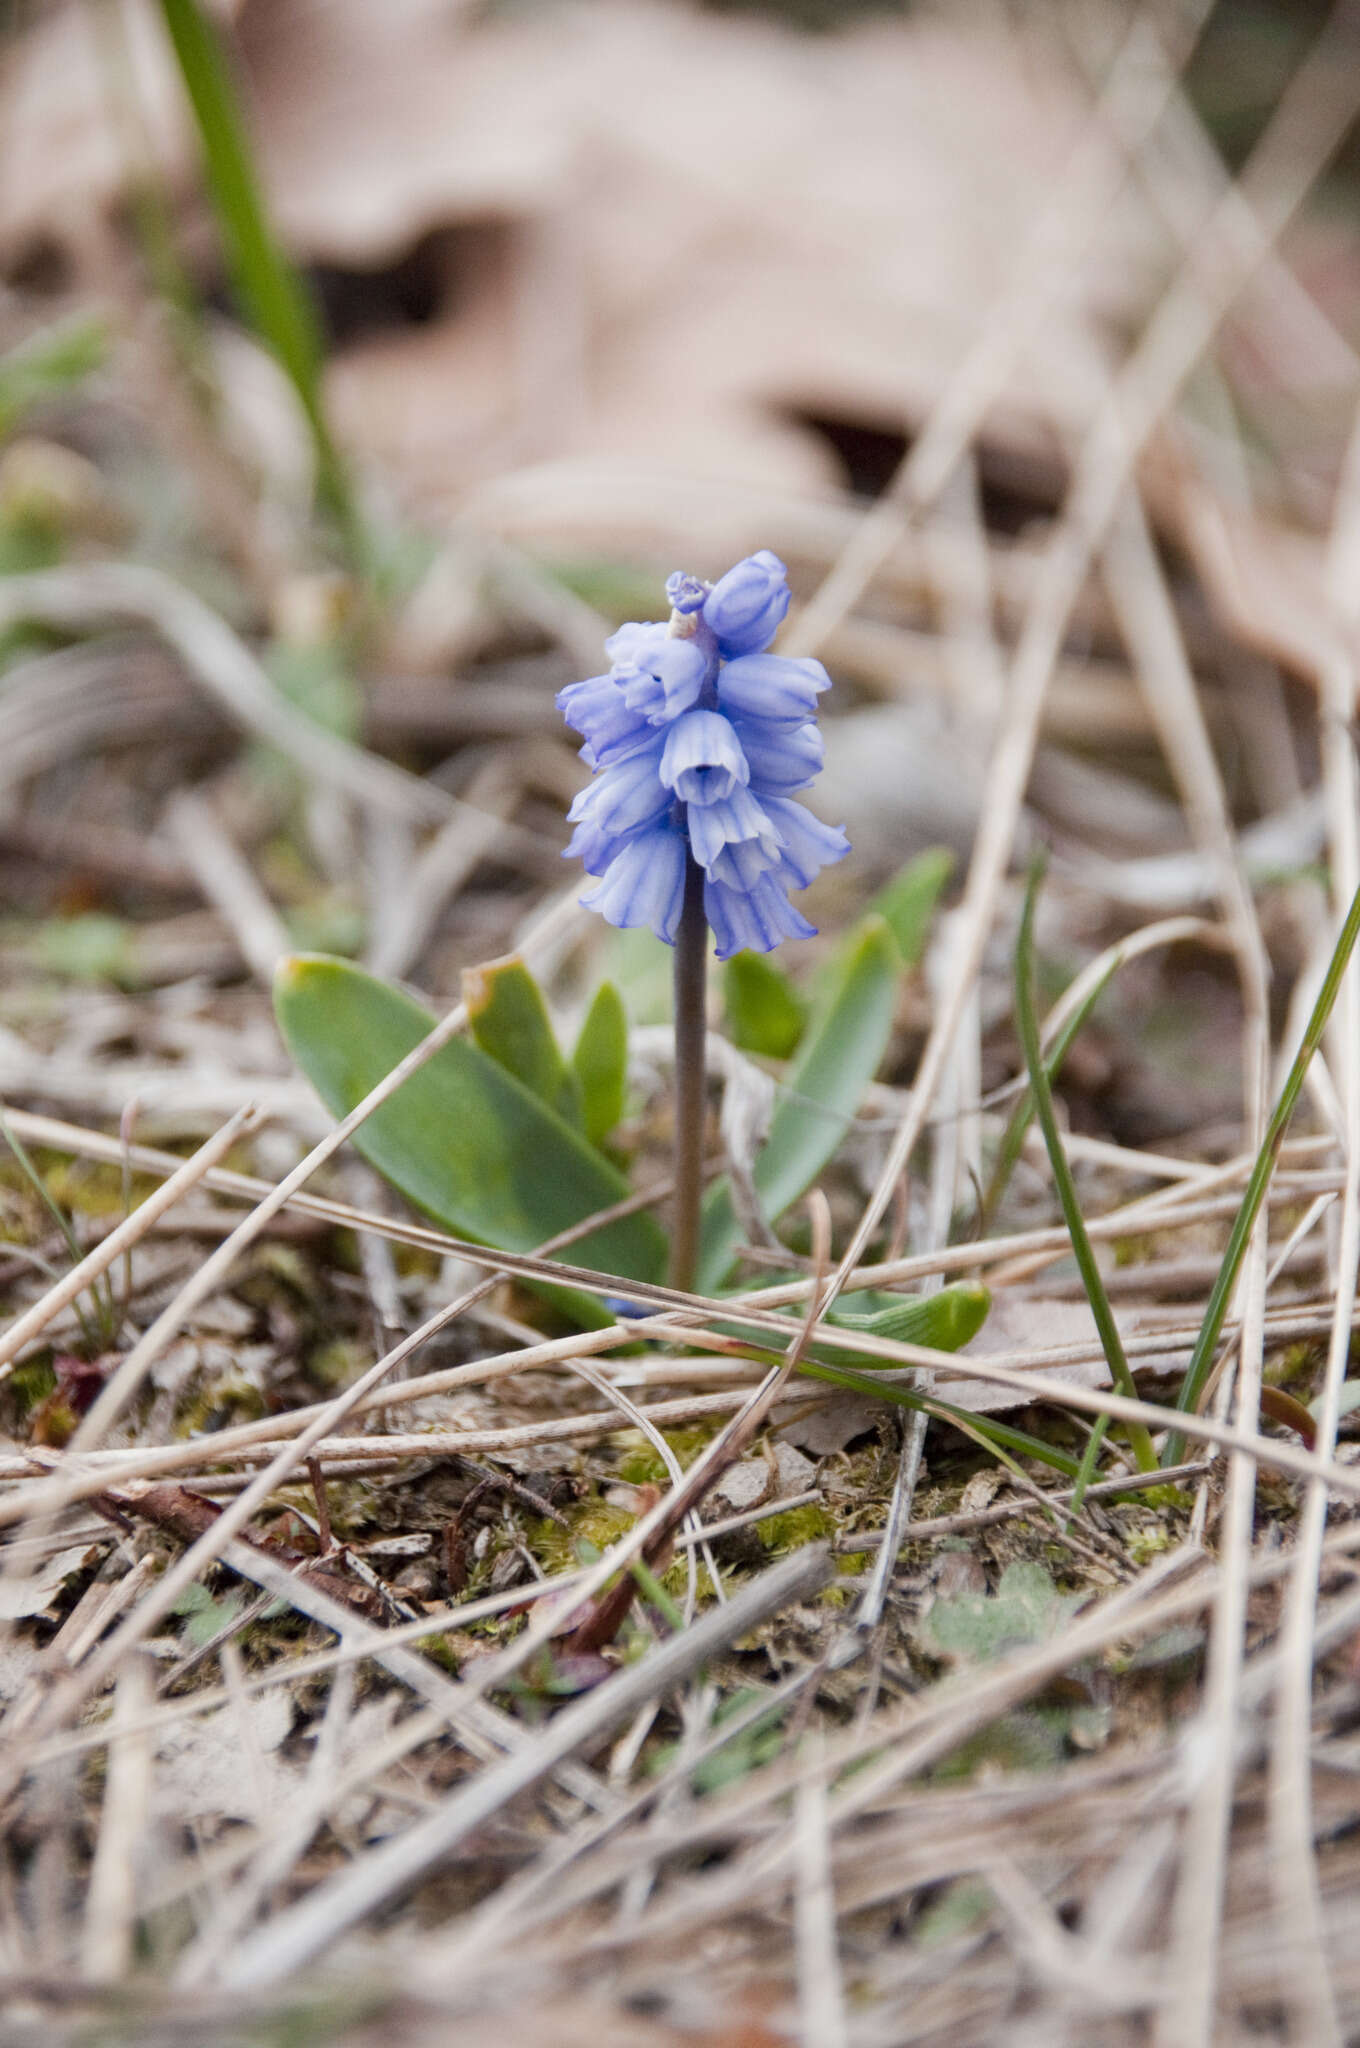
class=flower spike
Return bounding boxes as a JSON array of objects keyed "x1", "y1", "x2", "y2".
[{"x1": 560, "y1": 553, "x2": 847, "y2": 955}]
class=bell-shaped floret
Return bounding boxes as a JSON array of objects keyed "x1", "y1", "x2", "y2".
[
  {"x1": 556, "y1": 673, "x2": 654, "y2": 768},
  {"x1": 702, "y1": 550, "x2": 791, "y2": 659},
  {"x1": 703, "y1": 871, "x2": 817, "y2": 961},
  {"x1": 610, "y1": 622, "x2": 710, "y2": 724},
  {"x1": 566, "y1": 735, "x2": 669, "y2": 838},
  {"x1": 729, "y1": 715, "x2": 823, "y2": 795},
  {"x1": 563, "y1": 814, "x2": 630, "y2": 878},
  {"x1": 708, "y1": 836, "x2": 786, "y2": 892},
  {"x1": 660, "y1": 710, "x2": 751, "y2": 806},
  {"x1": 581, "y1": 823, "x2": 689, "y2": 944},
  {"x1": 686, "y1": 785, "x2": 784, "y2": 879},
  {"x1": 614, "y1": 643, "x2": 704, "y2": 733},
  {"x1": 717, "y1": 653, "x2": 829, "y2": 728},
  {"x1": 758, "y1": 796, "x2": 850, "y2": 889}
]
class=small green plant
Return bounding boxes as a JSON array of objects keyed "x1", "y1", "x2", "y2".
[
  {"x1": 1014, "y1": 861, "x2": 1158, "y2": 1490},
  {"x1": 918, "y1": 1560, "x2": 1081, "y2": 1663},
  {"x1": 1, "y1": 1113, "x2": 122, "y2": 1355},
  {"x1": 1162, "y1": 871, "x2": 1360, "y2": 1465}
]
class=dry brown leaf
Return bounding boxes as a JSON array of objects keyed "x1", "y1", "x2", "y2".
[
  {"x1": 0, "y1": 1540, "x2": 100, "y2": 1621},
  {"x1": 942, "y1": 1293, "x2": 1116, "y2": 1416},
  {"x1": 0, "y1": 3, "x2": 1155, "y2": 511}
]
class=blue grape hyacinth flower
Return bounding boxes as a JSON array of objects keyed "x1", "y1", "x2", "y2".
[{"x1": 558, "y1": 551, "x2": 848, "y2": 959}]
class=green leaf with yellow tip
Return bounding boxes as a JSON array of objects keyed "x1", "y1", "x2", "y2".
[
  {"x1": 463, "y1": 954, "x2": 581, "y2": 1128},
  {"x1": 274, "y1": 955, "x2": 664, "y2": 1325},
  {"x1": 571, "y1": 981, "x2": 628, "y2": 1147}
]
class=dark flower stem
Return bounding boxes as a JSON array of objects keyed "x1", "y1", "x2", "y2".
[{"x1": 669, "y1": 851, "x2": 708, "y2": 1294}]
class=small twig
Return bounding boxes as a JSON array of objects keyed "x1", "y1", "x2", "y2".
[
  {"x1": 0, "y1": 1105, "x2": 259, "y2": 1383},
  {"x1": 834, "y1": 1462, "x2": 1211, "y2": 1551},
  {"x1": 452, "y1": 1454, "x2": 572, "y2": 1529},
  {"x1": 563, "y1": 1193, "x2": 833, "y2": 1658},
  {"x1": 86, "y1": 1478, "x2": 391, "y2": 1627},
  {"x1": 305, "y1": 1457, "x2": 334, "y2": 1555},
  {"x1": 79, "y1": 1650, "x2": 153, "y2": 1984},
  {"x1": 217, "y1": 1544, "x2": 834, "y2": 1990}
]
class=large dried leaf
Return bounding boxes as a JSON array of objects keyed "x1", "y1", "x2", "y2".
[{"x1": 0, "y1": 3, "x2": 1164, "y2": 509}]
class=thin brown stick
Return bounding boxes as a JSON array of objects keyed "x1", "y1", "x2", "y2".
[{"x1": 216, "y1": 1544, "x2": 833, "y2": 1989}]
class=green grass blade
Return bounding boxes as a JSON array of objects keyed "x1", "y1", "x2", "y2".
[
  {"x1": 814, "y1": 1283, "x2": 991, "y2": 1362},
  {"x1": 980, "y1": 958, "x2": 1118, "y2": 1229},
  {"x1": 1066, "y1": 1413, "x2": 1111, "y2": 1525},
  {"x1": 1162, "y1": 873, "x2": 1360, "y2": 1466},
  {"x1": 155, "y1": 0, "x2": 356, "y2": 543},
  {"x1": 711, "y1": 1281, "x2": 988, "y2": 1370},
  {"x1": 628, "y1": 1556, "x2": 688, "y2": 1634},
  {"x1": 1015, "y1": 861, "x2": 1158, "y2": 1472}
]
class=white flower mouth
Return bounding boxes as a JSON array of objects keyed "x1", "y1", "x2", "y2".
[{"x1": 660, "y1": 709, "x2": 751, "y2": 805}]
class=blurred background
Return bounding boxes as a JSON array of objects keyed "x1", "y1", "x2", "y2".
[
  {"x1": 1, "y1": 0, "x2": 1358, "y2": 1098},
  {"x1": 7, "y1": 10, "x2": 1360, "y2": 2041}
]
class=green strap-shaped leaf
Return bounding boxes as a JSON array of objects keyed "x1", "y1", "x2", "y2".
[
  {"x1": 717, "y1": 1320, "x2": 1078, "y2": 1480},
  {"x1": 724, "y1": 950, "x2": 806, "y2": 1060},
  {"x1": 870, "y1": 847, "x2": 954, "y2": 967},
  {"x1": 275, "y1": 957, "x2": 664, "y2": 1322},
  {"x1": 572, "y1": 982, "x2": 628, "y2": 1147},
  {"x1": 817, "y1": 1283, "x2": 990, "y2": 1362},
  {"x1": 464, "y1": 955, "x2": 582, "y2": 1129},
  {"x1": 696, "y1": 916, "x2": 898, "y2": 1292},
  {"x1": 716, "y1": 1282, "x2": 988, "y2": 1369}
]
